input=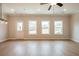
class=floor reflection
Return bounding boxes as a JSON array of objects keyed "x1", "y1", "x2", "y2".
[{"x1": 0, "y1": 41, "x2": 79, "y2": 56}]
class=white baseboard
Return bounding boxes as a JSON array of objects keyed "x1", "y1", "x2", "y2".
[
  {"x1": 8, "y1": 38, "x2": 16, "y2": 40},
  {"x1": 8, "y1": 38, "x2": 70, "y2": 40},
  {"x1": 24, "y1": 38, "x2": 70, "y2": 40},
  {"x1": 71, "y1": 38, "x2": 79, "y2": 43},
  {"x1": 0, "y1": 39, "x2": 8, "y2": 43}
]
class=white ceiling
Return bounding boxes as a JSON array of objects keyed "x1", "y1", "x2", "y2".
[{"x1": 2, "y1": 3, "x2": 79, "y2": 15}]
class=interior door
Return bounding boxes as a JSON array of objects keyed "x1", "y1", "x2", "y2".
[{"x1": 16, "y1": 20, "x2": 24, "y2": 39}]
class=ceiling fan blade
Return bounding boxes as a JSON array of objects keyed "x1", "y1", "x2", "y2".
[
  {"x1": 40, "y1": 3, "x2": 48, "y2": 5},
  {"x1": 48, "y1": 5, "x2": 52, "y2": 11},
  {"x1": 56, "y1": 3, "x2": 63, "y2": 7}
]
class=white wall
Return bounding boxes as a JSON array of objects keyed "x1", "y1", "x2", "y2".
[
  {"x1": 71, "y1": 14, "x2": 79, "y2": 42},
  {"x1": 0, "y1": 23, "x2": 7, "y2": 42}
]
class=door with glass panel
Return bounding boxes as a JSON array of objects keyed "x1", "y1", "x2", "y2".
[{"x1": 16, "y1": 20, "x2": 24, "y2": 39}]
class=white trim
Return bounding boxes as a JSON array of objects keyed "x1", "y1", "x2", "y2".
[
  {"x1": 0, "y1": 39, "x2": 8, "y2": 43},
  {"x1": 8, "y1": 38, "x2": 16, "y2": 40},
  {"x1": 71, "y1": 38, "x2": 79, "y2": 43},
  {"x1": 8, "y1": 38, "x2": 70, "y2": 40},
  {"x1": 24, "y1": 38, "x2": 70, "y2": 40}
]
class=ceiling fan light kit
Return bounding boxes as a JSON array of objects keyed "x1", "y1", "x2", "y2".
[
  {"x1": 40, "y1": 3, "x2": 63, "y2": 11},
  {"x1": 50, "y1": 3, "x2": 56, "y2": 6},
  {"x1": 0, "y1": 18, "x2": 8, "y2": 24}
]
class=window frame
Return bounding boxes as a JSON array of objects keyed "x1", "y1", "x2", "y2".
[
  {"x1": 41, "y1": 20, "x2": 50, "y2": 34},
  {"x1": 54, "y1": 20, "x2": 63, "y2": 35},
  {"x1": 28, "y1": 20, "x2": 37, "y2": 35}
]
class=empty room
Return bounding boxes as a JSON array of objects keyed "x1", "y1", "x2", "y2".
[{"x1": 0, "y1": 3, "x2": 79, "y2": 56}]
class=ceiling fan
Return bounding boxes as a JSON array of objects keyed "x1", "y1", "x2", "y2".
[{"x1": 40, "y1": 3, "x2": 63, "y2": 11}]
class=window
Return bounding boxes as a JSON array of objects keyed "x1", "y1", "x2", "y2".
[
  {"x1": 54, "y1": 20, "x2": 63, "y2": 34},
  {"x1": 17, "y1": 22, "x2": 23, "y2": 31},
  {"x1": 41, "y1": 21, "x2": 50, "y2": 34},
  {"x1": 29, "y1": 21, "x2": 37, "y2": 34}
]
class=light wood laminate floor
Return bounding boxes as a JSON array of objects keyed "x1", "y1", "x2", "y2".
[{"x1": 0, "y1": 40, "x2": 79, "y2": 56}]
